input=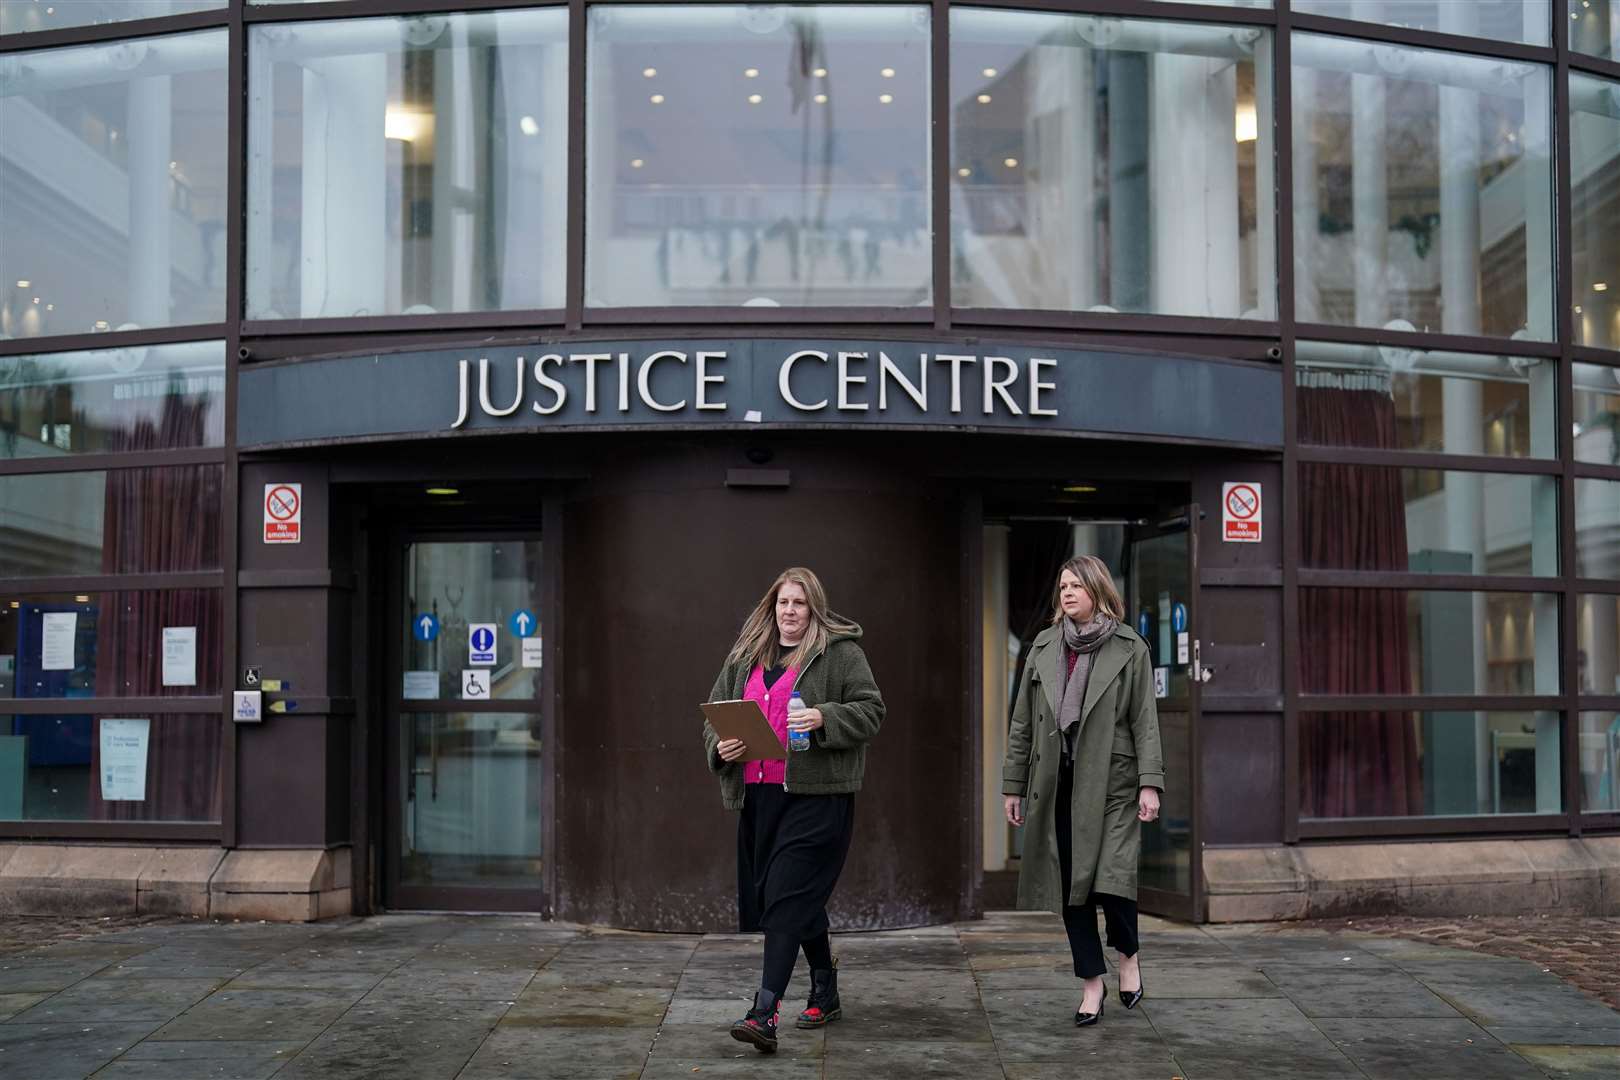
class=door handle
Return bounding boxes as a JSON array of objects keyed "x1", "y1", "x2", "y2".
[{"x1": 1193, "y1": 640, "x2": 1215, "y2": 684}]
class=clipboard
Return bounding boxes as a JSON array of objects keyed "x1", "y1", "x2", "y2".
[{"x1": 702, "y1": 699, "x2": 787, "y2": 762}]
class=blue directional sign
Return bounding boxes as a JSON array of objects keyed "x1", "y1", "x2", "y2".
[
  {"x1": 1137, "y1": 611, "x2": 1151, "y2": 638},
  {"x1": 468, "y1": 623, "x2": 497, "y2": 666},
  {"x1": 509, "y1": 609, "x2": 537, "y2": 638},
  {"x1": 1171, "y1": 603, "x2": 1188, "y2": 634},
  {"x1": 413, "y1": 613, "x2": 440, "y2": 642}
]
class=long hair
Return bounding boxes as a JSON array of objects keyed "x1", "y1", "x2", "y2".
[
  {"x1": 1049, "y1": 554, "x2": 1126, "y2": 625},
  {"x1": 726, "y1": 567, "x2": 858, "y2": 674}
]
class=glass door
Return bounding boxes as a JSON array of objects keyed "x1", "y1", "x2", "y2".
[
  {"x1": 1125, "y1": 507, "x2": 1203, "y2": 922},
  {"x1": 384, "y1": 534, "x2": 547, "y2": 911}
]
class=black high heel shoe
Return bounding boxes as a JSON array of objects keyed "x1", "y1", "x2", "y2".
[
  {"x1": 1074, "y1": 993, "x2": 1104, "y2": 1027},
  {"x1": 1118, "y1": 976, "x2": 1144, "y2": 1010}
]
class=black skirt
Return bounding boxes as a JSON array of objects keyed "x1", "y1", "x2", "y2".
[{"x1": 736, "y1": 784, "x2": 855, "y2": 937}]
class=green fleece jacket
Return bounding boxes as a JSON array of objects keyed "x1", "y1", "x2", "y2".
[{"x1": 702, "y1": 626, "x2": 884, "y2": 809}]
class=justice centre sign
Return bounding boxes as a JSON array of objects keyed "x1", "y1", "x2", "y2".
[{"x1": 237, "y1": 339, "x2": 1283, "y2": 449}]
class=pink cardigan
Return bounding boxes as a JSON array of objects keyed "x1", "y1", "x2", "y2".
[{"x1": 742, "y1": 664, "x2": 798, "y2": 786}]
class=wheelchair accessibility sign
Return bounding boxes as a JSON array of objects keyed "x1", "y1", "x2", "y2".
[{"x1": 462, "y1": 669, "x2": 490, "y2": 699}]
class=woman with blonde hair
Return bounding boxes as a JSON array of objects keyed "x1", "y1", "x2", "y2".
[
  {"x1": 701, "y1": 567, "x2": 884, "y2": 1053},
  {"x1": 1002, "y1": 554, "x2": 1164, "y2": 1027}
]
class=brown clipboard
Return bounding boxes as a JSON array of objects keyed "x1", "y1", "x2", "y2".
[{"x1": 701, "y1": 699, "x2": 787, "y2": 762}]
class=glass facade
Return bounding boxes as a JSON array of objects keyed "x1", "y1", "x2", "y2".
[{"x1": 3, "y1": 1, "x2": 1619, "y2": 844}]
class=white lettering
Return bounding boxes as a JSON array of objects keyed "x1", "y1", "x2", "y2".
[
  {"x1": 779, "y1": 350, "x2": 829, "y2": 411},
  {"x1": 532, "y1": 354, "x2": 567, "y2": 415},
  {"x1": 695, "y1": 351, "x2": 728, "y2": 411},
  {"x1": 452, "y1": 358, "x2": 470, "y2": 428},
  {"x1": 479, "y1": 356, "x2": 526, "y2": 417},
  {"x1": 638, "y1": 351, "x2": 687, "y2": 412},
  {"x1": 878, "y1": 351, "x2": 927, "y2": 411},
  {"x1": 983, "y1": 356, "x2": 1023, "y2": 416},
  {"x1": 618, "y1": 352, "x2": 631, "y2": 412},
  {"x1": 569, "y1": 353, "x2": 610, "y2": 413},
  {"x1": 932, "y1": 354, "x2": 976, "y2": 415},
  {"x1": 1029, "y1": 358, "x2": 1057, "y2": 417},
  {"x1": 837, "y1": 352, "x2": 869, "y2": 412}
]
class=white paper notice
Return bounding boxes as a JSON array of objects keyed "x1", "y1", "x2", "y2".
[
  {"x1": 403, "y1": 671, "x2": 439, "y2": 700},
  {"x1": 100, "y1": 718, "x2": 150, "y2": 801},
  {"x1": 522, "y1": 637, "x2": 543, "y2": 669},
  {"x1": 162, "y1": 627, "x2": 198, "y2": 687},
  {"x1": 41, "y1": 612, "x2": 77, "y2": 671}
]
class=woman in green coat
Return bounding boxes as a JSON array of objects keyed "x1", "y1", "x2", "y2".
[{"x1": 1002, "y1": 555, "x2": 1164, "y2": 1027}]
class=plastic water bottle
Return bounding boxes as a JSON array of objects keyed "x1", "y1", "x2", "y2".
[{"x1": 788, "y1": 691, "x2": 810, "y2": 752}]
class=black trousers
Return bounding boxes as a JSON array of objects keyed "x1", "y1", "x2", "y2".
[
  {"x1": 738, "y1": 784, "x2": 855, "y2": 997},
  {"x1": 1055, "y1": 754, "x2": 1140, "y2": 979}
]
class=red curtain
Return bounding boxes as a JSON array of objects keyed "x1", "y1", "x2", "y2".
[
  {"x1": 1298, "y1": 376, "x2": 1423, "y2": 818},
  {"x1": 88, "y1": 391, "x2": 223, "y2": 822}
]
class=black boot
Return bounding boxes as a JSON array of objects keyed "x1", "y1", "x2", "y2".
[
  {"x1": 730, "y1": 988, "x2": 779, "y2": 1053},
  {"x1": 796, "y1": 958, "x2": 842, "y2": 1029}
]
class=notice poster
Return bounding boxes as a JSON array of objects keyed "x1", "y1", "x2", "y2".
[
  {"x1": 99, "y1": 718, "x2": 150, "y2": 801},
  {"x1": 162, "y1": 627, "x2": 198, "y2": 687},
  {"x1": 403, "y1": 671, "x2": 440, "y2": 700},
  {"x1": 522, "y1": 637, "x2": 543, "y2": 669},
  {"x1": 41, "y1": 612, "x2": 77, "y2": 671}
]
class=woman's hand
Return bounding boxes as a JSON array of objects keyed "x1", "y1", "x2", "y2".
[
  {"x1": 1004, "y1": 795, "x2": 1024, "y2": 827},
  {"x1": 786, "y1": 705, "x2": 824, "y2": 735},
  {"x1": 717, "y1": 738, "x2": 748, "y2": 763},
  {"x1": 1137, "y1": 786, "x2": 1161, "y2": 823}
]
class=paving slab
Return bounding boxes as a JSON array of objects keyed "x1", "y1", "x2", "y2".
[
  {"x1": 1316, "y1": 1017, "x2": 1547, "y2": 1080},
  {"x1": 0, "y1": 1021, "x2": 162, "y2": 1080}
]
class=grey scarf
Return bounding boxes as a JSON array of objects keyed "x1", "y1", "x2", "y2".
[{"x1": 1057, "y1": 614, "x2": 1118, "y2": 758}]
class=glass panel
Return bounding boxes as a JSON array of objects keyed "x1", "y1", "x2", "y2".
[
  {"x1": 1142, "y1": 707, "x2": 1191, "y2": 895},
  {"x1": 1301, "y1": 589, "x2": 1559, "y2": 695},
  {"x1": 402, "y1": 539, "x2": 543, "y2": 702},
  {"x1": 1128, "y1": 527, "x2": 1192, "y2": 700},
  {"x1": 1, "y1": 591, "x2": 222, "y2": 698},
  {"x1": 0, "y1": 467, "x2": 223, "y2": 578},
  {"x1": 1575, "y1": 479, "x2": 1620, "y2": 579},
  {"x1": 1574, "y1": 362, "x2": 1620, "y2": 465},
  {"x1": 1301, "y1": 466, "x2": 1558, "y2": 576},
  {"x1": 1571, "y1": 0, "x2": 1619, "y2": 58},
  {"x1": 1301, "y1": 710, "x2": 1561, "y2": 818},
  {"x1": 1292, "y1": 35, "x2": 1554, "y2": 340},
  {"x1": 1572, "y1": 74, "x2": 1620, "y2": 352},
  {"x1": 1578, "y1": 593, "x2": 1620, "y2": 694},
  {"x1": 0, "y1": 714, "x2": 219, "y2": 823},
  {"x1": 0, "y1": 1, "x2": 223, "y2": 35},
  {"x1": 950, "y1": 11, "x2": 1273, "y2": 319},
  {"x1": 247, "y1": 10, "x2": 569, "y2": 320},
  {"x1": 0, "y1": 31, "x2": 228, "y2": 338},
  {"x1": 1578, "y1": 712, "x2": 1620, "y2": 811},
  {"x1": 400, "y1": 711, "x2": 542, "y2": 888},
  {"x1": 1296, "y1": 340, "x2": 1555, "y2": 458},
  {"x1": 1293, "y1": 2, "x2": 1551, "y2": 45},
  {"x1": 0, "y1": 341, "x2": 225, "y2": 459},
  {"x1": 586, "y1": 4, "x2": 931, "y2": 309}
]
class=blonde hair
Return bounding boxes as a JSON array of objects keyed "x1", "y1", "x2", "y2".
[
  {"x1": 1049, "y1": 554, "x2": 1126, "y2": 625},
  {"x1": 726, "y1": 567, "x2": 858, "y2": 674}
]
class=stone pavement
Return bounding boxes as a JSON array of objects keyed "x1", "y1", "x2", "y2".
[{"x1": 0, "y1": 911, "x2": 1616, "y2": 1080}]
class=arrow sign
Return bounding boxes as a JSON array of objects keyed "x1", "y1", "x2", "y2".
[
  {"x1": 509, "y1": 609, "x2": 537, "y2": 638},
  {"x1": 413, "y1": 613, "x2": 440, "y2": 642}
]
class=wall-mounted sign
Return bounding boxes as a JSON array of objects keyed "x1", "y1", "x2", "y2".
[
  {"x1": 238, "y1": 339, "x2": 1284, "y2": 450},
  {"x1": 462, "y1": 669, "x2": 490, "y2": 699},
  {"x1": 263, "y1": 483, "x2": 302, "y2": 544},
  {"x1": 1222, "y1": 482, "x2": 1262, "y2": 543},
  {"x1": 233, "y1": 691, "x2": 263, "y2": 723},
  {"x1": 468, "y1": 624, "x2": 497, "y2": 666},
  {"x1": 413, "y1": 613, "x2": 440, "y2": 642}
]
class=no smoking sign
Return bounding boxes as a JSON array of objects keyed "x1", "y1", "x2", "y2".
[
  {"x1": 1222, "y1": 482, "x2": 1262, "y2": 543},
  {"x1": 263, "y1": 483, "x2": 302, "y2": 545}
]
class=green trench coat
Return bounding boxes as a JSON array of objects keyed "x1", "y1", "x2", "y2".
[{"x1": 1001, "y1": 624, "x2": 1165, "y2": 909}]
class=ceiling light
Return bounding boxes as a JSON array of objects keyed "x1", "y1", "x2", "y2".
[
  {"x1": 748, "y1": 93, "x2": 763, "y2": 104},
  {"x1": 744, "y1": 68, "x2": 760, "y2": 78},
  {"x1": 1003, "y1": 157, "x2": 1019, "y2": 168},
  {"x1": 630, "y1": 158, "x2": 645, "y2": 168},
  {"x1": 879, "y1": 93, "x2": 893, "y2": 104},
  {"x1": 384, "y1": 107, "x2": 431, "y2": 142},
  {"x1": 425, "y1": 487, "x2": 459, "y2": 496},
  {"x1": 1235, "y1": 102, "x2": 1258, "y2": 143},
  {"x1": 814, "y1": 93, "x2": 828, "y2": 104},
  {"x1": 977, "y1": 94, "x2": 992, "y2": 104},
  {"x1": 650, "y1": 94, "x2": 665, "y2": 104},
  {"x1": 45, "y1": 304, "x2": 53, "y2": 311},
  {"x1": 813, "y1": 67, "x2": 828, "y2": 78},
  {"x1": 94, "y1": 320, "x2": 109, "y2": 331},
  {"x1": 74, "y1": 595, "x2": 90, "y2": 603},
  {"x1": 1063, "y1": 485, "x2": 1098, "y2": 494},
  {"x1": 957, "y1": 167, "x2": 972, "y2": 177},
  {"x1": 881, "y1": 67, "x2": 896, "y2": 78},
  {"x1": 8, "y1": 601, "x2": 18, "y2": 609},
  {"x1": 1596, "y1": 282, "x2": 1610, "y2": 292},
  {"x1": 15, "y1": 280, "x2": 29, "y2": 288},
  {"x1": 643, "y1": 67, "x2": 657, "y2": 78},
  {"x1": 983, "y1": 67, "x2": 998, "y2": 78},
  {"x1": 519, "y1": 115, "x2": 540, "y2": 136}
]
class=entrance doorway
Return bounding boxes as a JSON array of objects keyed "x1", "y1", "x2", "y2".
[
  {"x1": 382, "y1": 530, "x2": 549, "y2": 911},
  {"x1": 981, "y1": 480, "x2": 1203, "y2": 921}
]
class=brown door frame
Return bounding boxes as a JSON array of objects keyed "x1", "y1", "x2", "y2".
[{"x1": 380, "y1": 518, "x2": 556, "y2": 913}]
